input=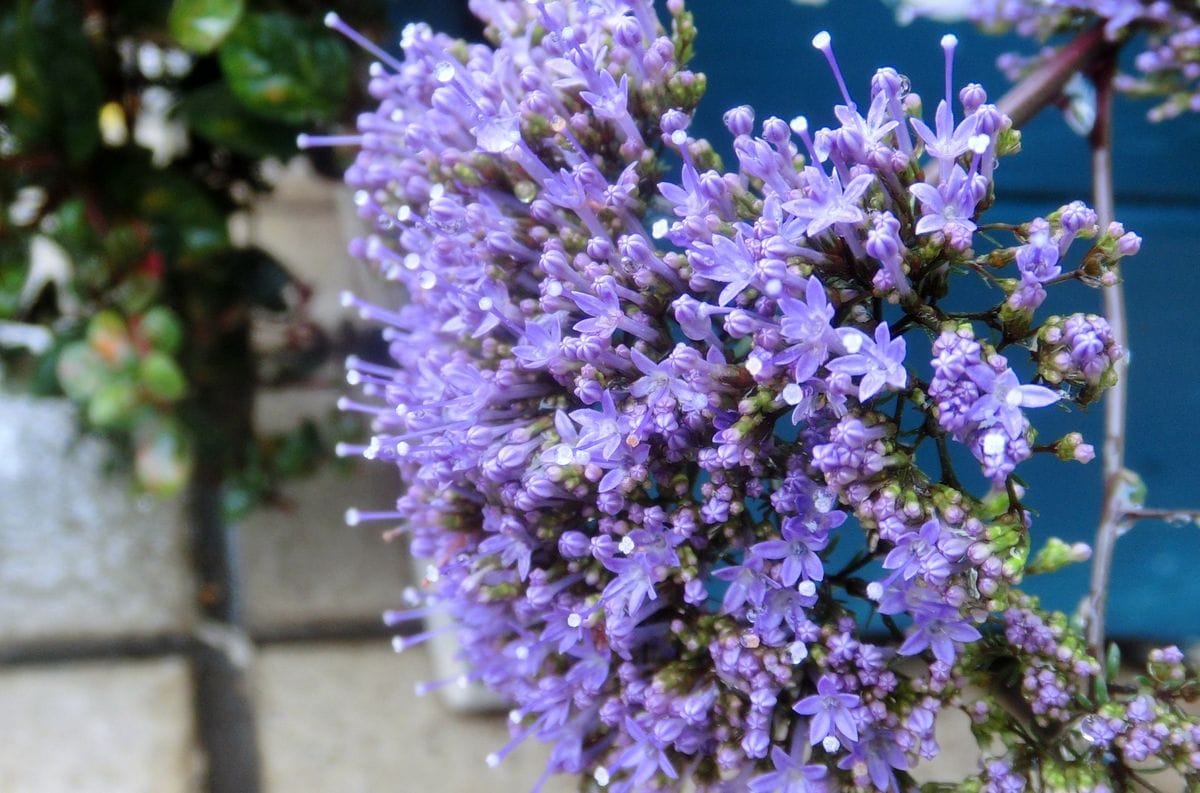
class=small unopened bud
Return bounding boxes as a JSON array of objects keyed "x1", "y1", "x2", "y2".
[{"x1": 1028, "y1": 537, "x2": 1092, "y2": 575}]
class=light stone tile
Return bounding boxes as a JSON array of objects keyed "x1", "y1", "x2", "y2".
[
  {"x1": 254, "y1": 642, "x2": 574, "y2": 793},
  {"x1": 0, "y1": 395, "x2": 194, "y2": 643},
  {"x1": 911, "y1": 705, "x2": 981, "y2": 784},
  {"x1": 238, "y1": 452, "x2": 410, "y2": 631},
  {"x1": 247, "y1": 160, "x2": 375, "y2": 332},
  {"x1": 0, "y1": 657, "x2": 201, "y2": 793}
]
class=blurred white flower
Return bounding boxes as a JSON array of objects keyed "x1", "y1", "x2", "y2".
[
  {"x1": 0, "y1": 73, "x2": 15, "y2": 105},
  {"x1": 893, "y1": 0, "x2": 975, "y2": 24},
  {"x1": 164, "y1": 49, "x2": 194, "y2": 78},
  {"x1": 137, "y1": 42, "x2": 164, "y2": 79},
  {"x1": 8, "y1": 186, "x2": 46, "y2": 227},
  {"x1": 22, "y1": 235, "x2": 78, "y2": 316},
  {"x1": 134, "y1": 87, "x2": 188, "y2": 167}
]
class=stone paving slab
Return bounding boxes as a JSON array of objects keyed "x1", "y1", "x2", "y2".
[
  {"x1": 0, "y1": 656, "x2": 200, "y2": 793},
  {"x1": 254, "y1": 642, "x2": 574, "y2": 793},
  {"x1": 0, "y1": 395, "x2": 195, "y2": 643},
  {"x1": 237, "y1": 442, "x2": 410, "y2": 632}
]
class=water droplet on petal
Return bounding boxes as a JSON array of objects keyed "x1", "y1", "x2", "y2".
[{"x1": 475, "y1": 113, "x2": 522, "y2": 154}]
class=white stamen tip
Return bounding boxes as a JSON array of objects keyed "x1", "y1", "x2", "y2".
[
  {"x1": 425, "y1": 564, "x2": 440, "y2": 583},
  {"x1": 812, "y1": 31, "x2": 831, "y2": 51},
  {"x1": 508, "y1": 709, "x2": 523, "y2": 724},
  {"x1": 798, "y1": 580, "x2": 817, "y2": 597},
  {"x1": 486, "y1": 753, "x2": 501, "y2": 769},
  {"x1": 434, "y1": 61, "x2": 456, "y2": 83},
  {"x1": 339, "y1": 290, "x2": 356, "y2": 307},
  {"x1": 969, "y1": 134, "x2": 990, "y2": 154},
  {"x1": 295, "y1": 133, "x2": 311, "y2": 149},
  {"x1": 651, "y1": 218, "x2": 669, "y2": 239},
  {"x1": 941, "y1": 34, "x2": 958, "y2": 49},
  {"x1": 619, "y1": 536, "x2": 636, "y2": 554},
  {"x1": 336, "y1": 396, "x2": 351, "y2": 411},
  {"x1": 323, "y1": 12, "x2": 341, "y2": 29},
  {"x1": 391, "y1": 636, "x2": 408, "y2": 653},
  {"x1": 789, "y1": 115, "x2": 809, "y2": 135},
  {"x1": 822, "y1": 735, "x2": 841, "y2": 753},
  {"x1": 594, "y1": 767, "x2": 611, "y2": 787},
  {"x1": 669, "y1": 129, "x2": 688, "y2": 147},
  {"x1": 866, "y1": 581, "x2": 884, "y2": 600},
  {"x1": 567, "y1": 612, "x2": 583, "y2": 628},
  {"x1": 344, "y1": 508, "x2": 361, "y2": 526}
]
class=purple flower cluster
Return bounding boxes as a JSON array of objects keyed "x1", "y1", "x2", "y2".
[
  {"x1": 322, "y1": 1, "x2": 1188, "y2": 789},
  {"x1": 929, "y1": 325, "x2": 1059, "y2": 483},
  {"x1": 899, "y1": 0, "x2": 1200, "y2": 120},
  {"x1": 1037, "y1": 312, "x2": 1126, "y2": 402}
]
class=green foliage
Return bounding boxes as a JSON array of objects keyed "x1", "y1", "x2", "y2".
[
  {"x1": 219, "y1": 12, "x2": 350, "y2": 125},
  {"x1": 168, "y1": 0, "x2": 245, "y2": 54},
  {"x1": 177, "y1": 83, "x2": 297, "y2": 158},
  {"x1": 0, "y1": 0, "x2": 378, "y2": 504}
]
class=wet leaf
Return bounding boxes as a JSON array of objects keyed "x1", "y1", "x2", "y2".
[
  {"x1": 168, "y1": 0, "x2": 244, "y2": 54},
  {"x1": 218, "y1": 12, "x2": 348, "y2": 124}
]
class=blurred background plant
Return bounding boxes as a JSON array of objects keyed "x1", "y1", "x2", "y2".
[{"x1": 0, "y1": 0, "x2": 392, "y2": 514}]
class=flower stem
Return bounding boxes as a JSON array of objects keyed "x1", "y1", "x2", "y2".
[
  {"x1": 1085, "y1": 54, "x2": 1125, "y2": 663},
  {"x1": 995, "y1": 24, "x2": 1111, "y2": 130}
]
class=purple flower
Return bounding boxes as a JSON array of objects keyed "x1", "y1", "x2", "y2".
[
  {"x1": 691, "y1": 232, "x2": 759, "y2": 306},
  {"x1": 899, "y1": 608, "x2": 982, "y2": 665},
  {"x1": 1015, "y1": 218, "x2": 1061, "y2": 282},
  {"x1": 711, "y1": 556, "x2": 770, "y2": 614},
  {"x1": 783, "y1": 167, "x2": 875, "y2": 238},
  {"x1": 883, "y1": 518, "x2": 952, "y2": 583},
  {"x1": 775, "y1": 277, "x2": 836, "y2": 382},
  {"x1": 909, "y1": 164, "x2": 982, "y2": 249},
  {"x1": 750, "y1": 515, "x2": 832, "y2": 586},
  {"x1": 793, "y1": 674, "x2": 861, "y2": 745},
  {"x1": 826, "y1": 323, "x2": 908, "y2": 402},
  {"x1": 748, "y1": 746, "x2": 830, "y2": 793},
  {"x1": 968, "y1": 367, "x2": 1060, "y2": 439},
  {"x1": 569, "y1": 390, "x2": 629, "y2": 462},
  {"x1": 837, "y1": 726, "x2": 909, "y2": 792},
  {"x1": 512, "y1": 313, "x2": 565, "y2": 369}
]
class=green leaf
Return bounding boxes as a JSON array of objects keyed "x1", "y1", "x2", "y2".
[
  {"x1": 0, "y1": 240, "x2": 30, "y2": 319},
  {"x1": 176, "y1": 83, "x2": 297, "y2": 159},
  {"x1": 168, "y1": 0, "x2": 244, "y2": 54},
  {"x1": 87, "y1": 379, "x2": 139, "y2": 428},
  {"x1": 136, "y1": 172, "x2": 229, "y2": 259},
  {"x1": 218, "y1": 12, "x2": 349, "y2": 125},
  {"x1": 5, "y1": 1, "x2": 104, "y2": 163},
  {"x1": 273, "y1": 420, "x2": 322, "y2": 477},
  {"x1": 138, "y1": 306, "x2": 185, "y2": 354},
  {"x1": 138, "y1": 350, "x2": 187, "y2": 403},
  {"x1": 1106, "y1": 642, "x2": 1122, "y2": 681},
  {"x1": 56, "y1": 341, "x2": 106, "y2": 401}
]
